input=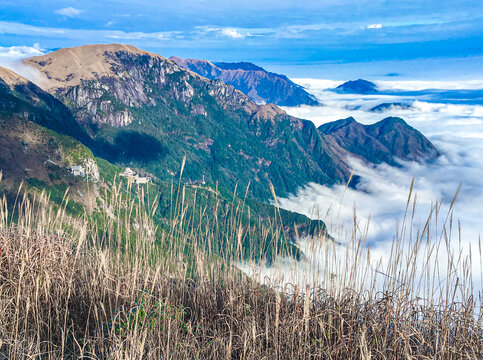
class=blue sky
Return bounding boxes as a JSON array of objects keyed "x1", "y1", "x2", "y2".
[{"x1": 0, "y1": 0, "x2": 482, "y2": 78}]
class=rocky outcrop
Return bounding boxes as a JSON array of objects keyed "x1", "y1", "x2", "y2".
[{"x1": 27, "y1": 45, "x2": 265, "y2": 128}]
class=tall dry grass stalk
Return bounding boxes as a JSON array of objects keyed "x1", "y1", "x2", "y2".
[{"x1": 0, "y1": 178, "x2": 481, "y2": 359}]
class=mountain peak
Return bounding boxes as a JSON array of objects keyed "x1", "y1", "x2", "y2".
[
  {"x1": 24, "y1": 43, "x2": 165, "y2": 90},
  {"x1": 318, "y1": 117, "x2": 359, "y2": 133},
  {"x1": 214, "y1": 62, "x2": 266, "y2": 72},
  {"x1": 169, "y1": 56, "x2": 215, "y2": 67},
  {"x1": 378, "y1": 116, "x2": 407, "y2": 125},
  {"x1": 319, "y1": 116, "x2": 438, "y2": 165},
  {"x1": 168, "y1": 56, "x2": 221, "y2": 79},
  {"x1": 368, "y1": 117, "x2": 409, "y2": 131},
  {"x1": 335, "y1": 79, "x2": 378, "y2": 94},
  {"x1": 33, "y1": 43, "x2": 161, "y2": 60},
  {"x1": 171, "y1": 56, "x2": 319, "y2": 106}
]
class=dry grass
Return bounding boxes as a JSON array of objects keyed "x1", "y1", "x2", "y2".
[{"x1": 0, "y1": 180, "x2": 482, "y2": 359}]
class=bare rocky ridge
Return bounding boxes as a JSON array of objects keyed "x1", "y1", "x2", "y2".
[{"x1": 25, "y1": 44, "x2": 163, "y2": 89}]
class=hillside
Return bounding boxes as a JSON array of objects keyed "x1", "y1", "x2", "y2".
[
  {"x1": 0, "y1": 66, "x2": 102, "y2": 210},
  {"x1": 24, "y1": 44, "x2": 437, "y2": 201},
  {"x1": 0, "y1": 65, "x2": 329, "y2": 261},
  {"x1": 25, "y1": 45, "x2": 349, "y2": 199},
  {"x1": 170, "y1": 56, "x2": 319, "y2": 106}
]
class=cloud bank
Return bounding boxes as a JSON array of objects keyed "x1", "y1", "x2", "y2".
[{"x1": 268, "y1": 78, "x2": 483, "y2": 291}]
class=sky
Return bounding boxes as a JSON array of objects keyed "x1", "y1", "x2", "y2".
[{"x1": 0, "y1": 0, "x2": 482, "y2": 78}]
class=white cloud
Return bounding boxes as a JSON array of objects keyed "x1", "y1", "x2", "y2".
[
  {"x1": 221, "y1": 28, "x2": 245, "y2": 39},
  {"x1": 367, "y1": 23, "x2": 383, "y2": 29},
  {"x1": 195, "y1": 26, "x2": 259, "y2": 39},
  {"x1": 0, "y1": 43, "x2": 44, "y2": 59},
  {"x1": 54, "y1": 7, "x2": 83, "y2": 18},
  {"x1": 0, "y1": 44, "x2": 49, "y2": 88}
]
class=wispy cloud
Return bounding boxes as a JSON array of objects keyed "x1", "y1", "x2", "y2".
[
  {"x1": 0, "y1": 44, "x2": 48, "y2": 86},
  {"x1": 367, "y1": 24, "x2": 383, "y2": 29},
  {"x1": 0, "y1": 21, "x2": 182, "y2": 42},
  {"x1": 54, "y1": 7, "x2": 83, "y2": 18},
  {"x1": 0, "y1": 43, "x2": 45, "y2": 58},
  {"x1": 106, "y1": 30, "x2": 182, "y2": 40}
]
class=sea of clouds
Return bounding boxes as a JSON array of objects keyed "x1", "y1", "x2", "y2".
[
  {"x1": 1, "y1": 45, "x2": 481, "y2": 293},
  {"x1": 243, "y1": 78, "x2": 483, "y2": 292},
  {"x1": 280, "y1": 78, "x2": 483, "y2": 244}
]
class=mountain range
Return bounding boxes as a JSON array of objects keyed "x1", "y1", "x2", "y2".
[
  {"x1": 0, "y1": 44, "x2": 438, "y2": 204},
  {"x1": 170, "y1": 56, "x2": 319, "y2": 106}
]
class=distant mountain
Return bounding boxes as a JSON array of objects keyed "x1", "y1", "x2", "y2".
[
  {"x1": 319, "y1": 117, "x2": 439, "y2": 165},
  {"x1": 19, "y1": 44, "x2": 437, "y2": 200},
  {"x1": 335, "y1": 79, "x2": 378, "y2": 94},
  {"x1": 170, "y1": 56, "x2": 319, "y2": 106},
  {"x1": 370, "y1": 102, "x2": 413, "y2": 113},
  {"x1": 215, "y1": 62, "x2": 266, "y2": 71}
]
